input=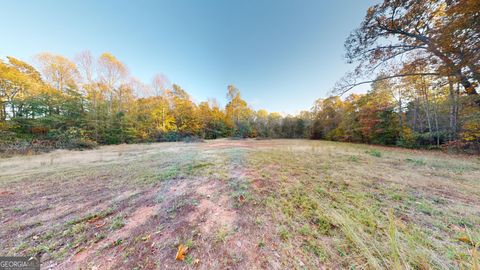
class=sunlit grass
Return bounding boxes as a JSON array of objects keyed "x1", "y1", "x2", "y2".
[{"x1": 245, "y1": 142, "x2": 480, "y2": 269}]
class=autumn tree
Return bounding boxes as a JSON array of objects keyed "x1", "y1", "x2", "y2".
[
  {"x1": 36, "y1": 53, "x2": 79, "y2": 93},
  {"x1": 334, "y1": 94, "x2": 363, "y2": 142},
  {"x1": 358, "y1": 80, "x2": 400, "y2": 145},
  {"x1": 151, "y1": 73, "x2": 170, "y2": 97},
  {"x1": 311, "y1": 96, "x2": 344, "y2": 140},
  {"x1": 254, "y1": 109, "x2": 269, "y2": 137},
  {"x1": 337, "y1": 0, "x2": 479, "y2": 102},
  {"x1": 169, "y1": 84, "x2": 200, "y2": 136},
  {"x1": 225, "y1": 85, "x2": 253, "y2": 137},
  {"x1": 267, "y1": 112, "x2": 282, "y2": 138},
  {"x1": 97, "y1": 52, "x2": 128, "y2": 113},
  {"x1": 0, "y1": 57, "x2": 42, "y2": 120}
]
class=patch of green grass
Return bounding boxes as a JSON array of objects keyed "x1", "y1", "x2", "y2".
[
  {"x1": 390, "y1": 193, "x2": 403, "y2": 201},
  {"x1": 430, "y1": 160, "x2": 479, "y2": 173},
  {"x1": 348, "y1": 155, "x2": 359, "y2": 162},
  {"x1": 113, "y1": 239, "x2": 123, "y2": 246},
  {"x1": 157, "y1": 165, "x2": 181, "y2": 181},
  {"x1": 44, "y1": 231, "x2": 55, "y2": 240},
  {"x1": 454, "y1": 217, "x2": 475, "y2": 229},
  {"x1": 365, "y1": 149, "x2": 382, "y2": 157},
  {"x1": 110, "y1": 215, "x2": 125, "y2": 230},
  {"x1": 278, "y1": 226, "x2": 290, "y2": 241},
  {"x1": 184, "y1": 255, "x2": 195, "y2": 265},
  {"x1": 186, "y1": 161, "x2": 214, "y2": 175},
  {"x1": 254, "y1": 216, "x2": 264, "y2": 226},
  {"x1": 167, "y1": 198, "x2": 188, "y2": 217},
  {"x1": 140, "y1": 164, "x2": 183, "y2": 184},
  {"x1": 13, "y1": 242, "x2": 29, "y2": 253},
  {"x1": 63, "y1": 222, "x2": 87, "y2": 237},
  {"x1": 246, "y1": 146, "x2": 480, "y2": 269},
  {"x1": 73, "y1": 233, "x2": 88, "y2": 247},
  {"x1": 298, "y1": 224, "x2": 312, "y2": 237},
  {"x1": 215, "y1": 226, "x2": 230, "y2": 243},
  {"x1": 415, "y1": 201, "x2": 434, "y2": 216},
  {"x1": 185, "y1": 238, "x2": 195, "y2": 248},
  {"x1": 303, "y1": 240, "x2": 329, "y2": 260},
  {"x1": 228, "y1": 177, "x2": 251, "y2": 207},
  {"x1": 94, "y1": 232, "x2": 106, "y2": 242},
  {"x1": 51, "y1": 245, "x2": 69, "y2": 260},
  {"x1": 66, "y1": 207, "x2": 115, "y2": 226},
  {"x1": 258, "y1": 239, "x2": 265, "y2": 248},
  {"x1": 405, "y1": 158, "x2": 426, "y2": 166}
]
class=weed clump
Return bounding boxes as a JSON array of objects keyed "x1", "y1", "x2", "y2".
[
  {"x1": 365, "y1": 149, "x2": 382, "y2": 157},
  {"x1": 405, "y1": 158, "x2": 426, "y2": 166}
]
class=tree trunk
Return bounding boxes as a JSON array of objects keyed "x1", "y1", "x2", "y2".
[
  {"x1": 448, "y1": 79, "x2": 457, "y2": 140},
  {"x1": 0, "y1": 101, "x2": 5, "y2": 121},
  {"x1": 422, "y1": 85, "x2": 433, "y2": 142},
  {"x1": 93, "y1": 91, "x2": 98, "y2": 141},
  {"x1": 11, "y1": 103, "x2": 16, "y2": 118},
  {"x1": 398, "y1": 97, "x2": 403, "y2": 129},
  {"x1": 413, "y1": 97, "x2": 418, "y2": 132},
  {"x1": 454, "y1": 69, "x2": 477, "y2": 96},
  {"x1": 432, "y1": 92, "x2": 440, "y2": 146}
]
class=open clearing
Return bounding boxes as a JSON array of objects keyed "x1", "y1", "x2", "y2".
[{"x1": 1, "y1": 139, "x2": 479, "y2": 269}]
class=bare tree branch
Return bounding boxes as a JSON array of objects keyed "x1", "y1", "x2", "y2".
[{"x1": 333, "y1": 72, "x2": 442, "y2": 96}]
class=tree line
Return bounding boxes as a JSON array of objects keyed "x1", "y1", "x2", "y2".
[
  {"x1": 1, "y1": 0, "x2": 479, "y2": 154},
  {"x1": 1, "y1": 51, "x2": 478, "y2": 154},
  {"x1": 0, "y1": 52, "x2": 311, "y2": 154},
  {"x1": 312, "y1": 77, "x2": 479, "y2": 151}
]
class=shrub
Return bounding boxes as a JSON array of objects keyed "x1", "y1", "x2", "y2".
[
  {"x1": 156, "y1": 132, "x2": 204, "y2": 143},
  {"x1": 396, "y1": 127, "x2": 416, "y2": 148},
  {"x1": 443, "y1": 140, "x2": 480, "y2": 155},
  {"x1": 53, "y1": 127, "x2": 98, "y2": 150},
  {"x1": 183, "y1": 136, "x2": 204, "y2": 143},
  {"x1": 0, "y1": 139, "x2": 56, "y2": 157}
]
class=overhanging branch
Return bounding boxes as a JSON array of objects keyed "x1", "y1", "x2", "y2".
[{"x1": 334, "y1": 72, "x2": 442, "y2": 96}]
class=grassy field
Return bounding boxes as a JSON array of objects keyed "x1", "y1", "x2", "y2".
[{"x1": 1, "y1": 139, "x2": 479, "y2": 269}]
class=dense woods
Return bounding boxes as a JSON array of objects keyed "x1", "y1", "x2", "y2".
[{"x1": 1, "y1": 0, "x2": 479, "y2": 155}]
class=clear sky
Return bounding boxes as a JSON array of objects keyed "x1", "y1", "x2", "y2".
[{"x1": 1, "y1": 0, "x2": 376, "y2": 114}]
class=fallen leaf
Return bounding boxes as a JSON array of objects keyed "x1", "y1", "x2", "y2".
[
  {"x1": 0, "y1": 190, "x2": 14, "y2": 196},
  {"x1": 459, "y1": 236, "x2": 474, "y2": 246},
  {"x1": 175, "y1": 244, "x2": 188, "y2": 261}
]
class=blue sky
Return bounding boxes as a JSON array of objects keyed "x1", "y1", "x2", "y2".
[{"x1": 1, "y1": 0, "x2": 376, "y2": 114}]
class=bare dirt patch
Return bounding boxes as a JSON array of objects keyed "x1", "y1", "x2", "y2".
[
  {"x1": 188, "y1": 180, "x2": 236, "y2": 234},
  {"x1": 67, "y1": 205, "x2": 157, "y2": 269}
]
